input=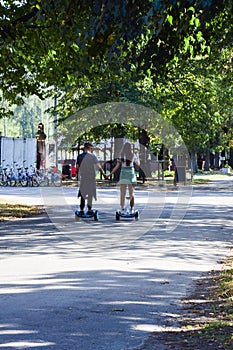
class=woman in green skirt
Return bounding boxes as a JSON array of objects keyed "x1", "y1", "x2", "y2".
[{"x1": 107, "y1": 142, "x2": 139, "y2": 213}]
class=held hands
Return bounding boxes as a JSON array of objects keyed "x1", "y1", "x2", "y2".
[
  {"x1": 100, "y1": 168, "x2": 112, "y2": 179},
  {"x1": 101, "y1": 172, "x2": 110, "y2": 180},
  {"x1": 103, "y1": 173, "x2": 111, "y2": 180}
]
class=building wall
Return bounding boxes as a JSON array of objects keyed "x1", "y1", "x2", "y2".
[{"x1": 0, "y1": 137, "x2": 36, "y2": 168}]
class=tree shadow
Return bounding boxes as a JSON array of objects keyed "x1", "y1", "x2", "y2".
[
  {"x1": 0, "y1": 267, "x2": 201, "y2": 350},
  {"x1": 0, "y1": 181, "x2": 232, "y2": 349},
  {"x1": 135, "y1": 269, "x2": 233, "y2": 350}
]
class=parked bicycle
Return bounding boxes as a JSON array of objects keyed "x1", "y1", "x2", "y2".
[
  {"x1": 0, "y1": 161, "x2": 12, "y2": 186},
  {"x1": 0, "y1": 161, "x2": 62, "y2": 187},
  {"x1": 47, "y1": 167, "x2": 62, "y2": 187},
  {"x1": 35, "y1": 167, "x2": 49, "y2": 187},
  {"x1": 15, "y1": 162, "x2": 28, "y2": 187},
  {"x1": 0, "y1": 161, "x2": 18, "y2": 186}
]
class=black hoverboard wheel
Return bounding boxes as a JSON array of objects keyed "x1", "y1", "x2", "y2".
[{"x1": 75, "y1": 210, "x2": 99, "y2": 221}]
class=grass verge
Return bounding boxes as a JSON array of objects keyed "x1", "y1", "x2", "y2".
[
  {"x1": 197, "y1": 257, "x2": 233, "y2": 348},
  {"x1": 137, "y1": 257, "x2": 233, "y2": 350},
  {"x1": 0, "y1": 203, "x2": 43, "y2": 221},
  {"x1": 176, "y1": 256, "x2": 233, "y2": 350}
]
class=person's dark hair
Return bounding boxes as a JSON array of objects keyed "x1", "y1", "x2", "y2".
[
  {"x1": 84, "y1": 142, "x2": 93, "y2": 149},
  {"x1": 120, "y1": 142, "x2": 133, "y2": 166}
]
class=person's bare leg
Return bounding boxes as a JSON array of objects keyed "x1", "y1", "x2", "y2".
[
  {"x1": 120, "y1": 184, "x2": 126, "y2": 210},
  {"x1": 128, "y1": 185, "x2": 134, "y2": 211}
]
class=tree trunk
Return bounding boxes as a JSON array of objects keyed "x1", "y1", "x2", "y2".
[
  {"x1": 204, "y1": 152, "x2": 210, "y2": 171},
  {"x1": 190, "y1": 150, "x2": 198, "y2": 173},
  {"x1": 138, "y1": 128, "x2": 151, "y2": 180},
  {"x1": 113, "y1": 137, "x2": 123, "y2": 182}
]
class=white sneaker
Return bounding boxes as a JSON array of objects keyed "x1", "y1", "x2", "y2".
[{"x1": 130, "y1": 208, "x2": 134, "y2": 214}]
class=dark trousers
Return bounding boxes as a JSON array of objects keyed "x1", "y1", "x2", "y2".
[{"x1": 80, "y1": 195, "x2": 92, "y2": 211}]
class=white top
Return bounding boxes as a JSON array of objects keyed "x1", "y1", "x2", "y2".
[{"x1": 120, "y1": 154, "x2": 138, "y2": 168}]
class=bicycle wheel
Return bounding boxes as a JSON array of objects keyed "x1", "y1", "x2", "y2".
[
  {"x1": 1, "y1": 176, "x2": 8, "y2": 186},
  {"x1": 20, "y1": 177, "x2": 28, "y2": 187},
  {"x1": 27, "y1": 176, "x2": 33, "y2": 187},
  {"x1": 31, "y1": 175, "x2": 40, "y2": 187},
  {"x1": 52, "y1": 174, "x2": 62, "y2": 187},
  {"x1": 40, "y1": 176, "x2": 49, "y2": 187},
  {"x1": 0, "y1": 175, "x2": 6, "y2": 186},
  {"x1": 9, "y1": 179, "x2": 16, "y2": 187}
]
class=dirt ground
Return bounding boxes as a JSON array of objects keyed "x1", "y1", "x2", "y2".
[{"x1": 137, "y1": 260, "x2": 233, "y2": 350}]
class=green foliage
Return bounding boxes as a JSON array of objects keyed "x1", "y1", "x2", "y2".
[
  {"x1": 158, "y1": 44, "x2": 233, "y2": 155},
  {"x1": 0, "y1": 95, "x2": 54, "y2": 138},
  {"x1": 163, "y1": 170, "x2": 174, "y2": 178},
  {"x1": 0, "y1": 0, "x2": 232, "y2": 160},
  {"x1": 0, "y1": 0, "x2": 232, "y2": 106}
]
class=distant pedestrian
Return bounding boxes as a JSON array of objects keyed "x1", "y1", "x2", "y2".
[
  {"x1": 36, "y1": 151, "x2": 41, "y2": 170},
  {"x1": 171, "y1": 157, "x2": 177, "y2": 186}
]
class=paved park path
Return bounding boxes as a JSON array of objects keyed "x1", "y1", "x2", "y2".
[{"x1": 0, "y1": 177, "x2": 232, "y2": 349}]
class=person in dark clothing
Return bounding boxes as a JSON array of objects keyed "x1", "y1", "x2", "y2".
[
  {"x1": 170, "y1": 157, "x2": 177, "y2": 186},
  {"x1": 76, "y1": 142, "x2": 106, "y2": 214}
]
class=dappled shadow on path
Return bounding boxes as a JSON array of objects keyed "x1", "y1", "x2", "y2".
[
  {"x1": 0, "y1": 266, "x2": 200, "y2": 350},
  {"x1": 135, "y1": 267, "x2": 233, "y2": 350},
  {"x1": 0, "y1": 179, "x2": 232, "y2": 349}
]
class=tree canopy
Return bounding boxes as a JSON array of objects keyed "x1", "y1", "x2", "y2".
[
  {"x1": 1, "y1": 0, "x2": 232, "y2": 105},
  {"x1": 0, "y1": 0, "x2": 232, "y2": 168}
]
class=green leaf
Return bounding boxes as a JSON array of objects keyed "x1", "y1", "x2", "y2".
[
  {"x1": 187, "y1": 6, "x2": 195, "y2": 12},
  {"x1": 167, "y1": 15, "x2": 173, "y2": 25},
  {"x1": 194, "y1": 18, "x2": 200, "y2": 27},
  {"x1": 146, "y1": 69, "x2": 151, "y2": 77}
]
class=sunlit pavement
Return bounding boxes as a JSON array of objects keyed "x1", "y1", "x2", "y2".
[{"x1": 0, "y1": 178, "x2": 232, "y2": 349}]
